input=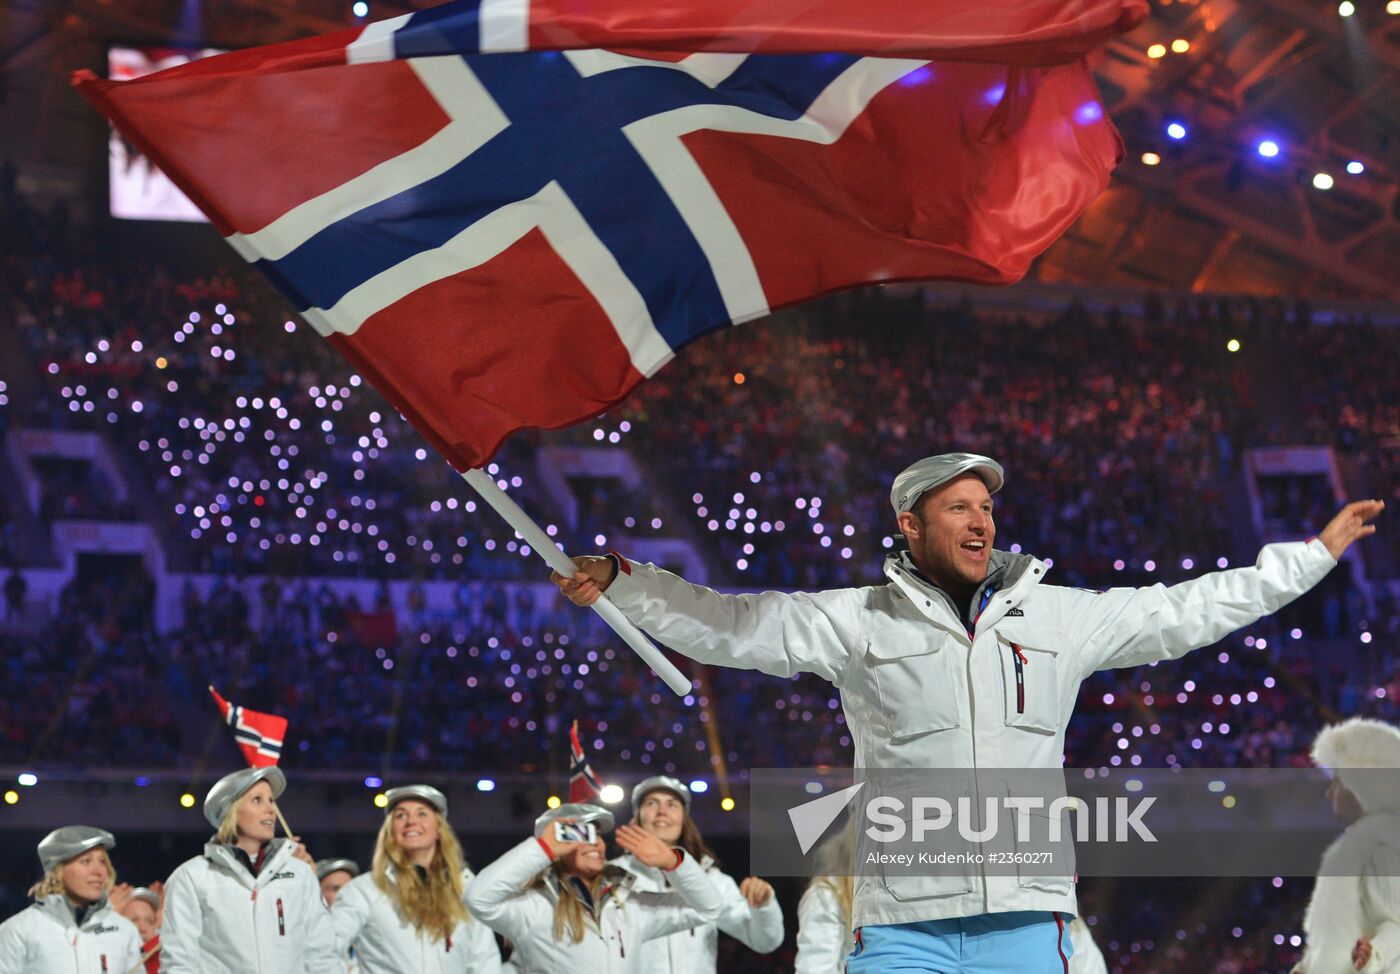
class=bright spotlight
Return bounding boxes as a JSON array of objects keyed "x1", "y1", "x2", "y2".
[
  {"x1": 1338, "y1": 0, "x2": 1355, "y2": 15},
  {"x1": 1257, "y1": 140, "x2": 1280, "y2": 158},
  {"x1": 1347, "y1": 161, "x2": 1365, "y2": 175},
  {"x1": 352, "y1": 1, "x2": 369, "y2": 16},
  {"x1": 1147, "y1": 43, "x2": 1167, "y2": 59},
  {"x1": 1166, "y1": 122, "x2": 1187, "y2": 140},
  {"x1": 179, "y1": 793, "x2": 196, "y2": 808},
  {"x1": 600, "y1": 784, "x2": 625, "y2": 804},
  {"x1": 720, "y1": 797, "x2": 736, "y2": 811},
  {"x1": 1141, "y1": 152, "x2": 1162, "y2": 166},
  {"x1": 1388, "y1": 0, "x2": 1400, "y2": 14},
  {"x1": 1312, "y1": 172, "x2": 1334, "y2": 190},
  {"x1": 1171, "y1": 38, "x2": 1190, "y2": 53},
  {"x1": 546, "y1": 795, "x2": 562, "y2": 809},
  {"x1": 1226, "y1": 339, "x2": 1241, "y2": 353}
]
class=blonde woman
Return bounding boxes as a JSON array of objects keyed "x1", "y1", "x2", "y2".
[
  {"x1": 466, "y1": 802, "x2": 724, "y2": 973},
  {"x1": 613, "y1": 777, "x2": 783, "y2": 973},
  {"x1": 0, "y1": 826, "x2": 142, "y2": 973},
  {"x1": 794, "y1": 824, "x2": 856, "y2": 974},
  {"x1": 330, "y1": 785, "x2": 501, "y2": 973},
  {"x1": 161, "y1": 767, "x2": 339, "y2": 973}
]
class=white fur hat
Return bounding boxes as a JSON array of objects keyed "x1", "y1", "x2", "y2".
[{"x1": 1312, "y1": 717, "x2": 1400, "y2": 813}]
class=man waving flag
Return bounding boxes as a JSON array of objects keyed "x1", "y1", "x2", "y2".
[{"x1": 74, "y1": 0, "x2": 1144, "y2": 472}]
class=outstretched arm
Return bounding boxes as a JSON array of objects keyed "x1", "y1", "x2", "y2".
[
  {"x1": 1069, "y1": 500, "x2": 1383, "y2": 675},
  {"x1": 552, "y1": 555, "x2": 855, "y2": 684}
]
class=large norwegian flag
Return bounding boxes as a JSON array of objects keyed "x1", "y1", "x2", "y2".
[
  {"x1": 209, "y1": 687, "x2": 288, "y2": 768},
  {"x1": 74, "y1": 0, "x2": 1144, "y2": 470}
]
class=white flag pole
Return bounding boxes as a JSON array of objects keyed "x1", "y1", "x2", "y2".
[{"x1": 460, "y1": 468, "x2": 693, "y2": 697}]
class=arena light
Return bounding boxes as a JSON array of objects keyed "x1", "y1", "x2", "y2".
[
  {"x1": 16, "y1": 773, "x2": 37, "y2": 786},
  {"x1": 547, "y1": 795, "x2": 562, "y2": 809},
  {"x1": 600, "y1": 784, "x2": 625, "y2": 804},
  {"x1": 1170, "y1": 38, "x2": 1190, "y2": 53},
  {"x1": 1141, "y1": 151, "x2": 1162, "y2": 166},
  {"x1": 180, "y1": 793, "x2": 196, "y2": 808},
  {"x1": 1312, "y1": 172, "x2": 1334, "y2": 190},
  {"x1": 720, "y1": 797, "x2": 736, "y2": 812},
  {"x1": 1257, "y1": 139, "x2": 1280, "y2": 158},
  {"x1": 1338, "y1": 0, "x2": 1355, "y2": 14},
  {"x1": 1146, "y1": 43, "x2": 1167, "y2": 58},
  {"x1": 373, "y1": 793, "x2": 388, "y2": 808},
  {"x1": 689, "y1": 780, "x2": 709, "y2": 793},
  {"x1": 1347, "y1": 160, "x2": 1365, "y2": 174},
  {"x1": 364, "y1": 775, "x2": 382, "y2": 788},
  {"x1": 352, "y1": 1, "x2": 369, "y2": 16},
  {"x1": 1226, "y1": 338, "x2": 1241, "y2": 352},
  {"x1": 2, "y1": 791, "x2": 17, "y2": 806},
  {"x1": 1389, "y1": 0, "x2": 1400, "y2": 14},
  {"x1": 1165, "y1": 121, "x2": 1187, "y2": 140},
  {"x1": 476, "y1": 778, "x2": 496, "y2": 792}
]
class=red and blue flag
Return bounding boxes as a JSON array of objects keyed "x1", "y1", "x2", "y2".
[
  {"x1": 209, "y1": 687, "x2": 288, "y2": 768},
  {"x1": 75, "y1": 0, "x2": 1144, "y2": 470}
]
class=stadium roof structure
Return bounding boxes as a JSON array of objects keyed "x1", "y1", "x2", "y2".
[{"x1": 3, "y1": 0, "x2": 1398, "y2": 301}]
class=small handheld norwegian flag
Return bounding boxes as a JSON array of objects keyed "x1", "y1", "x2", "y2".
[
  {"x1": 568, "y1": 720, "x2": 604, "y2": 803},
  {"x1": 209, "y1": 687, "x2": 288, "y2": 768}
]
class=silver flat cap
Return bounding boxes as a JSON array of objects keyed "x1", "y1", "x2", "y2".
[
  {"x1": 203, "y1": 766, "x2": 286, "y2": 829},
  {"x1": 315, "y1": 858, "x2": 361, "y2": 881},
  {"x1": 126, "y1": 887, "x2": 161, "y2": 911},
  {"x1": 890, "y1": 453, "x2": 1004, "y2": 515},
  {"x1": 533, "y1": 802, "x2": 615, "y2": 838},
  {"x1": 631, "y1": 775, "x2": 692, "y2": 816},
  {"x1": 384, "y1": 784, "x2": 447, "y2": 817},
  {"x1": 37, "y1": 826, "x2": 115, "y2": 872}
]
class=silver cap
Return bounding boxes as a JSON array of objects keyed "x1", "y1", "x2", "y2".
[
  {"x1": 630, "y1": 775, "x2": 692, "y2": 816},
  {"x1": 890, "y1": 453, "x2": 1004, "y2": 515},
  {"x1": 384, "y1": 784, "x2": 447, "y2": 817},
  {"x1": 203, "y1": 766, "x2": 287, "y2": 829},
  {"x1": 315, "y1": 858, "x2": 361, "y2": 881},
  {"x1": 126, "y1": 887, "x2": 161, "y2": 911},
  {"x1": 533, "y1": 802, "x2": 615, "y2": 838},
  {"x1": 37, "y1": 826, "x2": 115, "y2": 872}
]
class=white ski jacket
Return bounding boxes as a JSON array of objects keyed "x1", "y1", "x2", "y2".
[
  {"x1": 0, "y1": 894, "x2": 142, "y2": 974},
  {"x1": 611, "y1": 853, "x2": 783, "y2": 972},
  {"x1": 330, "y1": 866, "x2": 501, "y2": 974},
  {"x1": 161, "y1": 838, "x2": 340, "y2": 974},
  {"x1": 606, "y1": 539, "x2": 1337, "y2": 927},
  {"x1": 794, "y1": 883, "x2": 852, "y2": 974},
  {"x1": 1297, "y1": 812, "x2": 1400, "y2": 974},
  {"x1": 465, "y1": 839, "x2": 724, "y2": 974}
]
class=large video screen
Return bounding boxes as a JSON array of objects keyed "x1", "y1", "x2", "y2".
[{"x1": 108, "y1": 46, "x2": 223, "y2": 222}]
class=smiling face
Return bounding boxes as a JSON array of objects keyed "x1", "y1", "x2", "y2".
[
  {"x1": 235, "y1": 781, "x2": 278, "y2": 845},
  {"x1": 60, "y1": 849, "x2": 111, "y2": 906},
  {"x1": 897, "y1": 473, "x2": 995, "y2": 595},
  {"x1": 391, "y1": 799, "x2": 440, "y2": 860},
  {"x1": 559, "y1": 836, "x2": 608, "y2": 880},
  {"x1": 636, "y1": 790, "x2": 686, "y2": 846}
]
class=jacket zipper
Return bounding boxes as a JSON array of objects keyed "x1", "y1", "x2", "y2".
[
  {"x1": 1010, "y1": 642, "x2": 1028, "y2": 714},
  {"x1": 251, "y1": 887, "x2": 262, "y2": 974}
]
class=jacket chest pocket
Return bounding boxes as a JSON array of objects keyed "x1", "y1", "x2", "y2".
[
  {"x1": 996, "y1": 635, "x2": 1061, "y2": 735},
  {"x1": 864, "y1": 636, "x2": 963, "y2": 740}
]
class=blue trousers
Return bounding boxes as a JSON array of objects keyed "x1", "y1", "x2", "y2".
[{"x1": 846, "y1": 912, "x2": 1073, "y2": 974}]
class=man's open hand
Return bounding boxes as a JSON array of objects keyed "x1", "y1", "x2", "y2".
[{"x1": 1319, "y1": 500, "x2": 1385, "y2": 560}]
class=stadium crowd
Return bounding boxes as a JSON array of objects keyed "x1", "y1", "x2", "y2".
[{"x1": 1, "y1": 185, "x2": 1398, "y2": 973}]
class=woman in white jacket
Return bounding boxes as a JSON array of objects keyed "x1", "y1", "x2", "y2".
[
  {"x1": 331, "y1": 784, "x2": 500, "y2": 973},
  {"x1": 466, "y1": 802, "x2": 725, "y2": 973},
  {"x1": 0, "y1": 825, "x2": 143, "y2": 974},
  {"x1": 160, "y1": 766, "x2": 339, "y2": 974},
  {"x1": 611, "y1": 776, "x2": 783, "y2": 972},
  {"x1": 794, "y1": 824, "x2": 855, "y2": 973}
]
